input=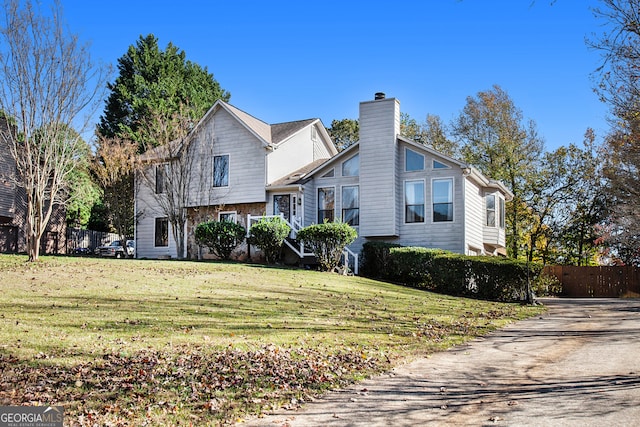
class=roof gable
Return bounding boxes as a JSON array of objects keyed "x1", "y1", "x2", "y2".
[{"x1": 223, "y1": 102, "x2": 272, "y2": 144}]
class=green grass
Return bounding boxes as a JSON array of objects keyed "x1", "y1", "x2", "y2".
[{"x1": 0, "y1": 254, "x2": 545, "y2": 425}]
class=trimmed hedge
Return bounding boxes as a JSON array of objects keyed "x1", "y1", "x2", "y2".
[{"x1": 362, "y1": 242, "x2": 542, "y2": 302}]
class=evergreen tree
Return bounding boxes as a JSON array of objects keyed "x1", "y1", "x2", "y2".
[{"x1": 97, "y1": 34, "x2": 230, "y2": 152}]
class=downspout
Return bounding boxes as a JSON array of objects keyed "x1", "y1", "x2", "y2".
[{"x1": 462, "y1": 166, "x2": 471, "y2": 255}]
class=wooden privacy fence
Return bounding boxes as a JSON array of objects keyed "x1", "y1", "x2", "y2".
[{"x1": 543, "y1": 265, "x2": 640, "y2": 298}]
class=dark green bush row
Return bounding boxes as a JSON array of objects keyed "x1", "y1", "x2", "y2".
[{"x1": 362, "y1": 242, "x2": 542, "y2": 302}]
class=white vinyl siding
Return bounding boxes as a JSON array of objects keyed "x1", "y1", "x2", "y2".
[
  {"x1": 135, "y1": 167, "x2": 177, "y2": 258},
  {"x1": 464, "y1": 179, "x2": 484, "y2": 254},
  {"x1": 188, "y1": 107, "x2": 267, "y2": 206},
  {"x1": 359, "y1": 97, "x2": 400, "y2": 237}
]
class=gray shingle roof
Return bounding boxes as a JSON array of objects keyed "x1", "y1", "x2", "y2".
[
  {"x1": 268, "y1": 158, "x2": 330, "y2": 187},
  {"x1": 271, "y1": 119, "x2": 316, "y2": 144}
]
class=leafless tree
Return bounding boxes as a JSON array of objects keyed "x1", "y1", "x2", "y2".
[
  {"x1": 92, "y1": 136, "x2": 137, "y2": 243},
  {"x1": 0, "y1": 0, "x2": 107, "y2": 261},
  {"x1": 136, "y1": 105, "x2": 216, "y2": 259}
]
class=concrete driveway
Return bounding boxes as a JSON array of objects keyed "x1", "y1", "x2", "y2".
[{"x1": 243, "y1": 298, "x2": 640, "y2": 426}]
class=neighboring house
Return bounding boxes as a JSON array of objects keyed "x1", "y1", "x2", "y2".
[
  {"x1": 0, "y1": 118, "x2": 67, "y2": 254},
  {"x1": 134, "y1": 94, "x2": 512, "y2": 265}
]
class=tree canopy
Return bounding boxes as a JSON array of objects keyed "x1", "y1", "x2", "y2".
[
  {"x1": 590, "y1": 0, "x2": 640, "y2": 264},
  {"x1": 326, "y1": 118, "x2": 359, "y2": 151},
  {"x1": 452, "y1": 85, "x2": 544, "y2": 257},
  {"x1": 97, "y1": 34, "x2": 230, "y2": 152}
]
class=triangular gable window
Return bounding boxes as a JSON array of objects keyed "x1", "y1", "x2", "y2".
[
  {"x1": 433, "y1": 160, "x2": 449, "y2": 169},
  {"x1": 321, "y1": 168, "x2": 335, "y2": 178}
]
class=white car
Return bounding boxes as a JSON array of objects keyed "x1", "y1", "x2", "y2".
[{"x1": 97, "y1": 240, "x2": 135, "y2": 259}]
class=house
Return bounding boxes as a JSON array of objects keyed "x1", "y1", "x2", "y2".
[
  {"x1": 134, "y1": 94, "x2": 512, "y2": 265},
  {"x1": 134, "y1": 100, "x2": 337, "y2": 259},
  {"x1": 0, "y1": 118, "x2": 67, "y2": 254}
]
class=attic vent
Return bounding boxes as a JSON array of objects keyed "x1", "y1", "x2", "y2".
[{"x1": 374, "y1": 92, "x2": 386, "y2": 100}]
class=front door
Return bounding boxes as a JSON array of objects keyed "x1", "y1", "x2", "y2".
[{"x1": 273, "y1": 195, "x2": 291, "y2": 222}]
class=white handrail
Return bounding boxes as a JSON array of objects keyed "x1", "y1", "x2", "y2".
[
  {"x1": 247, "y1": 214, "x2": 314, "y2": 257},
  {"x1": 247, "y1": 214, "x2": 358, "y2": 274},
  {"x1": 342, "y1": 246, "x2": 359, "y2": 275}
]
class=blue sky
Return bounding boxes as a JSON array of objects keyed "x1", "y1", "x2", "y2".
[{"x1": 59, "y1": 0, "x2": 609, "y2": 151}]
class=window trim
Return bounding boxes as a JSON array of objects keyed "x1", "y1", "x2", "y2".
[
  {"x1": 341, "y1": 184, "x2": 359, "y2": 227},
  {"x1": 486, "y1": 194, "x2": 496, "y2": 227},
  {"x1": 405, "y1": 148, "x2": 425, "y2": 172},
  {"x1": 154, "y1": 217, "x2": 169, "y2": 247},
  {"x1": 404, "y1": 179, "x2": 425, "y2": 224},
  {"x1": 341, "y1": 153, "x2": 360, "y2": 177},
  {"x1": 273, "y1": 194, "x2": 291, "y2": 222},
  {"x1": 317, "y1": 186, "x2": 336, "y2": 223},
  {"x1": 433, "y1": 160, "x2": 450, "y2": 170},
  {"x1": 218, "y1": 211, "x2": 237, "y2": 223},
  {"x1": 431, "y1": 177, "x2": 454, "y2": 223},
  {"x1": 320, "y1": 168, "x2": 335, "y2": 178},
  {"x1": 213, "y1": 153, "x2": 230, "y2": 188},
  {"x1": 155, "y1": 164, "x2": 166, "y2": 194}
]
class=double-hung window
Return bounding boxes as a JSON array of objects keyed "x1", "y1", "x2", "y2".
[
  {"x1": 318, "y1": 187, "x2": 335, "y2": 223},
  {"x1": 213, "y1": 155, "x2": 229, "y2": 187},
  {"x1": 405, "y1": 180, "x2": 425, "y2": 223},
  {"x1": 486, "y1": 194, "x2": 496, "y2": 227},
  {"x1": 499, "y1": 197, "x2": 505, "y2": 229},
  {"x1": 433, "y1": 178, "x2": 453, "y2": 222},
  {"x1": 155, "y1": 217, "x2": 168, "y2": 247},
  {"x1": 155, "y1": 164, "x2": 165, "y2": 194},
  {"x1": 342, "y1": 186, "x2": 359, "y2": 226}
]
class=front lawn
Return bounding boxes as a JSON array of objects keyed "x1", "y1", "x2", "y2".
[{"x1": 0, "y1": 255, "x2": 544, "y2": 425}]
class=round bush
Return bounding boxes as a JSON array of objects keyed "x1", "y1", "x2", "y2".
[
  {"x1": 297, "y1": 221, "x2": 357, "y2": 271},
  {"x1": 248, "y1": 217, "x2": 291, "y2": 263},
  {"x1": 195, "y1": 220, "x2": 246, "y2": 260}
]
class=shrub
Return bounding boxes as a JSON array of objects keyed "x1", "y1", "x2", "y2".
[
  {"x1": 533, "y1": 272, "x2": 562, "y2": 296},
  {"x1": 248, "y1": 217, "x2": 291, "y2": 263},
  {"x1": 361, "y1": 241, "x2": 402, "y2": 278},
  {"x1": 195, "y1": 220, "x2": 246, "y2": 260},
  {"x1": 297, "y1": 222, "x2": 357, "y2": 271},
  {"x1": 362, "y1": 242, "x2": 542, "y2": 302},
  {"x1": 388, "y1": 246, "x2": 450, "y2": 286}
]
